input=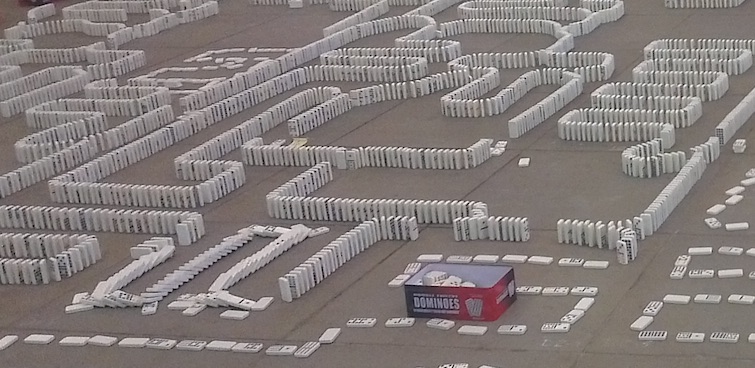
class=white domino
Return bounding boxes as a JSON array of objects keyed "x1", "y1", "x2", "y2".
[
  {"x1": 231, "y1": 342, "x2": 264, "y2": 353},
  {"x1": 24, "y1": 334, "x2": 55, "y2": 345},
  {"x1": 571, "y1": 286, "x2": 599, "y2": 296},
  {"x1": 497, "y1": 325, "x2": 527, "y2": 335},
  {"x1": 574, "y1": 297, "x2": 595, "y2": 311},
  {"x1": 718, "y1": 246, "x2": 744, "y2": 256},
  {"x1": 500, "y1": 255, "x2": 528, "y2": 264},
  {"x1": 542, "y1": 287, "x2": 570, "y2": 296},
  {"x1": 515, "y1": 286, "x2": 542, "y2": 295},
  {"x1": 670, "y1": 266, "x2": 686, "y2": 279},
  {"x1": 417, "y1": 254, "x2": 443, "y2": 263},
  {"x1": 59, "y1": 336, "x2": 89, "y2": 347},
  {"x1": 385, "y1": 318, "x2": 415, "y2": 328},
  {"x1": 446, "y1": 255, "x2": 473, "y2": 264},
  {"x1": 728, "y1": 294, "x2": 755, "y2": 305},
  {"x1": 294, "y1": 341, "x2": 320, "y2": 358},
  {"x1": 346, "y1": 318, "x2": 377, "y2": 328},
  {"x1": 674, "y1": 255, "x2": 691, "y2": 267},
  {"x1": 206, "y1": 340, "x2": 237, "y2": 351},
  {"x1": 427, "y1": 318, "x2": 456, "y2": 330},
  {"x1": 176, "y1": 340, "x2": 208, "y2": 351},
  {"x1": 0, "y1": 335, "x2": 18, "y2": 351},
  {"x1": 318, "y1": 328, "x2": 341, "y2": 344},
  {"x1": 388, "y1": 274, "x2": 412, "y2": 287},
  {"x1": 251, "y1": 297, "x2": 274, "y2": 311},
  {"x1": 725, "y1": 222, "x2": 749, "y2": 231},
  {"x1": 749, "y1": 333, "x2": 755, "y2": 343},
  {"x1": 541, "y1": 323, "x2": 570, "y2": 333},
  {"x1": 725, "y1": 195, "x2": 744, "y2": 206},
  {"x1": 688, "y1": 269, "x2": 714, "y2": 279},
  {"x1": 746, "y1": 248, "x2": 755, "y2": 257},
  {"x1": 676, "y1": 332, "x2": 705, "y2": 343},
  {"x1": 118, "y1": 338, "x2": 150, "y2": 348},
  {"x1": 558, "y1": 258, "x2": 585, "y2": 267},
  {"x1": 560, "y1": 310, "x2": 585, "y2": 324},
  {"x1": 705, "y1": 218, "x2": 722, "y2": 229},
  {"x1": 718, "y1": 269, "x2": 744, "y2": 278},
  {"x1": 638, "y1": 331, "x2": 667, "y2": 341},
  {"x1": 663, "y1": 294, "x2": 691, "y2": 305},
  {"x1": 693, "y1": 294, "x2": 722, "y2": 304},
  {"x1": 473, "y1": 255, "x2": 499, "y2": 264},
  {"x1": 726, "y1": 186, "x2": 745, "y2": 196},
  {"x1": 583, "y1": 260, "x2": 609, "y2": 269},
  {"x1": 265, "y1": 345, "x2": 297, "y2": 356},
  {"x1": 457, "y1": 325, "x2": 488, "y2": 336},
  {"x1": 630, "y1": 316, "x2": 654, "y2": 331},
  {"x1": 643, "y1": 301, "x2": 663, "y2": 316},
  {"x1": 220, "y1": 310, "x2": 250, "y2": 320},
  {"x1": 404, "y1": 263, "x2": 422, "y2": 274},
  {"x1": 88, "y1": 335, "x2": 118, "y2": 347},
  {"x1": 710, "y1": 332, "x2": 739, "y2": 343},
  {"x1": 688, "y1": 247, "x2": 713, "y2": 255},
  {"x1": 706, "y1": 204, "x2": 726, "y2": 216},
  {"x1": 527, "y1": 256, "x2": 553, "y2": 265}
]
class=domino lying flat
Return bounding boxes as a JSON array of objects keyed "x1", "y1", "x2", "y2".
[
  {"x1": 279, "y1": 217, "x2": 418, "y2": 302},
  {"x1": 0, "y1": 233, "x2": 101, "y2": 285}
]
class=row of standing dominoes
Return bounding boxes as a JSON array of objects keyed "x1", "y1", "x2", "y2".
[
  {"x1": 558, "y1": 120, "x2": 677, "y2": 147},
  {"x1": 244, "y1": 138, "x2": 494, "y2": 170},
  {"x1": 316, "y1": 52, "x2": 429, "y2": 84},
  {"x1": 1, "y1": 334, "x2": 316, "y2": 356},
  {"x1": 557, "y1": 217, "x2": 643, "y2": 248},
  {"x1": 287, "y1": 93, "x2": 350, "y2": 137},
  {"x1": 280, "y1": 217, "x2": 418, "y2": 302},
  {"x1": 0, "y1": 205, "x2": 204, "y2": 243},
  {"x1": 0, "y1": 66, "x2": 89, "y2": 118},
  {"x1": 27, "y1": 3, "x2": 56, "y2": 23},
  {"x1": 453, "y1": 215, "x2": 530, "y2": 242},
  {"x1": 62, "y1": 7, "x2": 128, "y2": 22},
  {"x1": 621, "y1": 139, "x2": 687, "y2": 178},
  {"x1": 665, "y1": 0, "x2": 745, "y2": 8},
  {"x1": 0, "y1": 235, "x2": 100, "y2": 285},
  {"x1": 346, "y1": 67, "x2": 468, "y2": 106},
  {"x1": 322, "y1": 0, "x2": 389, "y2": 36},
  {"x1": 209, "y1": 225, "x2": 312, "y2": 292}
]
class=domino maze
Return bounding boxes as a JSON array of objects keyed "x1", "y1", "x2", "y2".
[{"x1": 1, "y1": 0, "x2": 755, "y2": 367}]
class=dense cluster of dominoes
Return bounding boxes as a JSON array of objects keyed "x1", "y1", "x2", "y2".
[
  {"x1": 452, "y1": 213, "x2": 530, "y2": 242},
  {"x1": 280, "y1": 216, "x2": 418, "y2": 302},
  {"x1": 0, "y1": 233, "x2": 101, "y2": 285},
  {"x1": 0, "y1": 333, "x2": 322, "y2": 357},
  {"x1": 704, "y1": 169, "x2": 754, "y2": 230},
  {"x1": 667, "y1": 246, "x2": 755, "y2": 280},
  {"x1": 0, "y1": 66, "x2": 89, "y2": 118}
]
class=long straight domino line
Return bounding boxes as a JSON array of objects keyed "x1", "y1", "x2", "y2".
[{"x1": 0, "y1": 233, "x2": 101, "y2": 285}]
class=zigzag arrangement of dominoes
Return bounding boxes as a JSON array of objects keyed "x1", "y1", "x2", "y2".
[
  {"x1": 323, "y1": 0, "x2": 389, "y2": 36},
  {"x1": 0, "y1": 66, "x2": 89, "y2": 118},
  {"x1": 280, "y1": 216, "x2": 418, "y2": 302},
  {"x1": 208, "y1": 224, "x2": 314, "y2": 293},
  {"x1": 620, "y1": 139, "x2": 687, "y2": 179},
  {"x1": 0, "y1": 205, "x2": 205, "y2": 243},
  {"x1": 665, "y1": 0, "x2": 745, "y2": 8},
  {"x1": 242, "y1": 137, "x2": 495, "y2": 169},
  {"x1": 0, "y1": 233, "x2": 101, "y2": 285}
]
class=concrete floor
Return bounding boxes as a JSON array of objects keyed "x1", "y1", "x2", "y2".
[{"x1": 1, "y1": 0, "x2": 755, "y2": 367}]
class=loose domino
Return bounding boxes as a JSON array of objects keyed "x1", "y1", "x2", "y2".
[
  {"x1": 560, "y1": 309, "x2": 585, "y2": 324},
  {"x1": 293, "y1": 341, "x2": 320, "y2": 358},
  {"x1": 541, "y1": 323, "x2": 570, "y2": 333},
  {"x1": 718, "y1": 269, "x2": 743, "y2": 278},
  {"x1": 527, "y1": 256, "x2": 553, "y2": 265},
  {"x1": 571, "y1": 286, "x2": 599, "y2": 296},
  {"x1": 630, "y1": 316, "x2": 653, "y2": 331},
  {"x1": 693, "y1": 294, "x2": 722, "y2": 304},
  {"x1": 676, "y1": 332, "x2": 705, "y2": 343},
  {"x1": 388, "y1": 274, "x2": 411, "y2": 287},
  {"x1": 750, "y1": 333, "x2": 755, "y2": 343},
  {"x1": 176, "y1": 340, "x2": 208, "y2": 351},
  {"x1": 88, "y1": 335, "x2": 118, "y2": 347},
  {"x1": 542, "y1": 287, "x2": 570, "y2": 296},
  {"x1": 220, "y1": 310, "x2": 250, "y2": 320},
  {"x1": 427, "y1": 318, "x2": 455, "y2": 330},
  {"x1": 446, "y1": 255, "x2": 473, "y2": 264},
  {"x1": 728, "y1": 294, "x2": 755, "y2": 305},
  {"x1": 670, "y1": 266, "x2": 686, "y2": 279},
  {"x1": 457, "y1": 325, "x2": 488, "y2": 336},
  {"x1": 638, "y1": 331, "x2": 667, "y2": 341},
  {"x1": 404, "y1": 263, "x2": 422, "y2": 274},
  {"x1": 24, "y1": 334, "x2": 55, "y2": 345},
  {"x1": 674, "y1": 255, "x2": 691, "y2": 267},
  {"x1": 497, "y1": 325, "x2": 527, "y2": 335},
  {"x1": 688, "y1": 269, "x2": 714, "y2": 279},
  {"x1": 318, "y1": 328, "x2": 341, "y2": 344},
  {"x1": 265, "y1": 345, "x2": 297, "y2": 356},
  {"x1": 725, "y1": 222, "x2": 749, "y2": 231},
  {"x1": 726, "y1": 186, "x2": 745, "y2": 196},
  {"x1": 718, "y1": 246, "x2": 744, "y2": 256},
  {"x1": 706, "y1": 204, "x2": 726, "y2": 216},
  {"x1": 472, "y1": 255, "x2": 499, "y2": 264},
  {"x1": 346, "y1": 318, "x2": 377, "y2": 328},
  {"x1": 0, "y1": 335, "x2": 19, "y2": 351},
  {"x1": 643, "y1": 301, "x2": 663, "y2": 316},
  {"x1": 385, "y1": 317, "x2": 415, "y2": 328},
  {"x1": 704, "y1": 218, "x2": 722, "y2": 229},
  {"x1": 663, "y1": 294, "x2": 690, "y2": 304},
  {"x1": 709, "y1": 332, "x2": 739, "y2": 343},
  {"x1": 59, "y1": 336, "x2": 90, "y2": 347},
  {"x1": 206, "y1": 340, "x2": 236, "y2": 351},
  {"x1": 688, "y1": 247, "x2": 712, "y2": 255},
  {"x1": 558, "y1": 258, "x2": 585, "y2": 267},
  {"x1": 515, "y1": 286, "x2": 542, "y2": 295},
  {"x1": 500, "y1": 255, "x2": 528, "y2": 264},
  {"x1": 417, "y1": 254, "x2": 443, "y2": 263},
  {"x1": 725, "y1": 195, "x2": 743, "y2": 206},
  {"x1": 118, "y1": 337, "x2": 149, "y2": 348},
  {"x1": 231, "y1": 342, "x2": 264, "y2": 353},
  {"x1": 251, "y1": 297, "x2": 273, "y2": 311},
  {"x1": 583, "y1": 260, "x2": 609, "y2": 269},
  {"x1": 574, "y1": 297, "x2": 595, "y2": 311}
]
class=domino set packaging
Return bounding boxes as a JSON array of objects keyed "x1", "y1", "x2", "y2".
[
  {"x1": 279, "y1": 216, "x2": 418, "y2": 302},
  {"x1": 0, "y1": 233, "x2": 101, "y2": 285},
  {"x1": 243, "y1": 138, "x2": 495, "y2": 170},
  {"x1": 404, "y1": 264, "x2": 517, "y2": 321},
  {"x1": 0, "y1": 205, "x2": 205, "y2": 243},
  {"x1": 453, "y1": 215, "x2": 530, "y2": 242}
]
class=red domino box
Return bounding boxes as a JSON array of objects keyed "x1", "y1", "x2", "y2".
[{"x1": 403, "y1": 263, "x2": 516, "y2": 321}]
